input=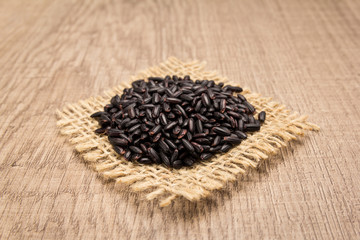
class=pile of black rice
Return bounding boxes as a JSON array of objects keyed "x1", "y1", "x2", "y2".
[{"x1": 91, "y1": 75, "x2": 265, "y2": 169}]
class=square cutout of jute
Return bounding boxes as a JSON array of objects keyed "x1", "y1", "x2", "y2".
[{"x1": 56, "y1": 57, "x2": 319, "y2": 207}]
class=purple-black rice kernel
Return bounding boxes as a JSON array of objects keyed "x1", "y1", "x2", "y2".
[
  {"x1": 186, "y1": 132, "x2": 193, "y2": 141},
  {"x1": 170, "y1": 149, "x2": 179, "y2": 163},
  {"x1": 182, "y1": 138, "x2": 195, "y2": 152},
  {"x1": 159, "y1": 139, "x2": 170, "y2": 153},
  {"x1": 163, "y1": 102, "x2": 171, "y2": 112},
  {"x1": 129, "y1": 146, "x2": 142, "y2": 154},
  {"x1": 164, "y1": 121, "x2": 177, "y2": 130},
  {"x1": 148, "y1": 77, "x2": 164, "y2": 82},
  {"x1": 167, "y1": 112, "x2": 176, "y2": 119},
  {"x1": 199, "y1": 107, "x2": 207, "y2": 115},
  {"x1": 193, "y1": 133, "x2": 207, "y2": 138},
  {"x1": 180, "y1": 94, "x2": 193, "y2": 101},
  {"x1": 191, "y1": 142, "x2": 204, "y2": 153},
  {"x1": 108, "y1": 129, "x2": 123, "y2": 137},
  {"x1": 95, "y1": 127, "x2": 106, "y2": 134},
  {"x1": 176, "y1": 104, "x2": 188, "y2": 118},
  {"x1": 140, "y1": 143, "x2": 147, "y2": 153},
  {"x1": 212, "y1": 136, "x2": 221, "y2": 146},
  {"x1": 165, "y1": 139, "x2": 177, "y2": 149},
  {"x1": 213, "y1": 126, "x2": 231, "y2": 136},
  {"x1": 194, "y1": 138, "x2": 211, "y2": 145},
  {"x1": 244, "y1": 123, "x2": 260, "y2": 132},
  {"x1": 188, "y1": 118, "x2": 195, "y2": 133},
  {"x1": 159, "y1": 113, "x2": 168, "y2": 125},
  {"x1": 244, "y1": 101, "x2": 255, "y2": 113},
  {"x1": 220, "y1": 99, "x2": 226, "y2": 113},
  {"x1": 195, "y1": 113, "x2": 209, "y2": 123},
  {"x1": 91, "y1": 111, "x2": 106, "y2": 119},
  {"x1": 119, "y1": 133, "x2": 132, "y2": 143},
  {"x1": 183, "y1": 158, "x2": 194, "y2": 166},
  {"x1": 113, "y1": 146, "x2": 126, "y2": 155},
  {"x1": 166, "y1": 97, "x2": 182, "y2": 104},
  {"x1": 148, "y1": 147, "x2": 161, "y2": 163},
  {"x1": 138, "y1": 157, "x2": 152, "y2": 164},
  {"x1": 201, "y1": 93, "x2": 211, "y2": 107},
  {"x1": 152, "y1": 132, "x2": 162, "y2": 142},
  {"x1": 209, "y1": 145, "x2": 222, "y2": 152},
  {"x1": 258, "y1": 111, "x2": 266, "y2": 122},
  {"x1": 160, "y1": 151, "x2": 171, "y2": 167},
  {"x1": 178, "y1": 129, "x2": 187, "y2": 139},
  {"x1": 223, "y1": 134, "x2": 242, "y2": 144},
  {"x1": 220, "y1": 144, "x2": 232, "y2": 152},
  {"x1": 182, "y1": 118, "x2": 189, "y2": 128},
  {"x1": 196, "y1": 119, "x2": 203, "y2": 133},
  {"x1": 128, "y1": 124, "x2": 141, "y2": 133},
  {"x1": 194, "y1": 100, "x2": 202, "y2": 112},
  {"x1": 200, "y1": 153, "x2": 213, "y2": 160},
  {"x1": 109, "y1": 137, "x2": 128, "y2": 146},
  {"x1": 124, "y1": 150, "x2": 132, "y2": 160},
  {"x1": 234, "y1": 130, "x2": 247, "y2": 139},
  {"x1": 149, "y1": 125, "x2": 162, "y2": 135},
  {"x1": 172, "y1": 160, "x2": 183, "y2": 169},
  {"x1": 172, "y1": 125, "x2": 181, "y2": 135}
]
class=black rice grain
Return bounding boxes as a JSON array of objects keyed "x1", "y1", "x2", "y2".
[
  {"x1": 152, "y1": 132, "x2": 162, "y2": 142},
  {"x1": 159, "y1": 139, "x2": 170, "y2": 153},
  {"x1": 191, "y1": 142, "x2": 204, "y2": 153},
  {"x1": 130, "y1": 146, "x2": 143, "y2": 154},
  {"x1": 188, "y1": 118, "x2": 195, "y2": 133},
  {"x1": 220, "y1": 144, "x2": 232, "y2": 152},
  {"x1": 213, "y1": 126, "x2": 231, "y2": 136},
  {"x1": 172, "y1": 125, "x2": 181, "y2": 135},
  {"x1": 172, "y1": 160, "x2": 183, "y2": 169},
  {"x1": 109, "y1": 137, "x2": 128, "y2": 146},
  {"x1": 149, "y1": 125, "x2": 162, "y2": 135},
  {"x1": 212, "y1": 136, "x2": 221, "y2": 146},
  {"x1": 223, "y1": 134, "x2": 242, "y2": 144},
  {"x1": 178, "y1": 129, "x2": 187, "y2": 139},
  {"x1": 138, "y1": 157, "x2": 152, "y2": 164},
  {"x1": 148, "y1": 147, "x2": 161, "y2": 163},
  {"x1": 245, "y1": 123, "x2": 261, "y2": 132},
  {"x1": 170, "y1": 149, "x2": 179, "y2": 163},
  {"x1": 165, "y1": 139, "x2": 177, "y2": 149},
  {"x1": 200, "y1": 153, "x2": 213, "y2": 160},
  {"x1": 164, "y1": 121, "x2": 177, "y2": 130},
  {"x1": 182, "y1": 139, "x2": 195, "y2": 152},
  {"x1": 124, "y1": 150, "x2": 132, "y2": 160},
  {"x1": 159, "y1": 113, "x2": 168, "y2": 125},
  {"x1": 113, "y1": 146, "x2": 126, "y2": 155},
  {"x1": 196, "y1": 119, "x2": 203, "y2": 133},
  {"x1": 160, "y1": 151, "x2": 171, "y2": 167},
  {"x1": 258, "y1": 111, "x2": 266, "y2": 122},
  {"x1": 95, "y1": 127, "x2": 106, "y2": 134},
  {"x1": 167, "y1": 97, "x2": 182, "y2": 104},
  {"x1": 201, "y1": 93, "x2": 211, "y2": 107}
]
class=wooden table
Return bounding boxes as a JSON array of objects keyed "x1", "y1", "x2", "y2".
[{"x1": 1, "y1": 0, "x2": 359, "y2": 239}]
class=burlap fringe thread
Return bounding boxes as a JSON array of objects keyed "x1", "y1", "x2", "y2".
[{"x1": 56, "y1": 57, "x2": 319, "y2": 207}]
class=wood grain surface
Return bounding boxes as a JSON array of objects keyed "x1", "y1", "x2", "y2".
[{"x1": 0, "y1": 0, "x2": 359, "y2": 239}]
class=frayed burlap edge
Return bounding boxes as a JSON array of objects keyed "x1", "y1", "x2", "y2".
[{"x1": 56, "y1": 57, "x2": 319, "y2": 207}]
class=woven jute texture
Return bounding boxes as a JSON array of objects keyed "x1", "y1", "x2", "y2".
[{"x1": 56, "y1": 57, "x2": 319, "y2": 207}]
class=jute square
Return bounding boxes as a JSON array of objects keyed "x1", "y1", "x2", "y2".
[{"x1": 56, "y1": 57, "x2": 319, "y2": 207}]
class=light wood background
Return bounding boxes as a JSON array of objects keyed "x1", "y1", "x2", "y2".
[{"x1": 0, "y1": 0, "x2": 359, "y2": 239}]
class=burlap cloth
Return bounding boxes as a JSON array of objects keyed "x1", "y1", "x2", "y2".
[{"x1": 56, "y1": 57, "x2": 319, "y2": 207}]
